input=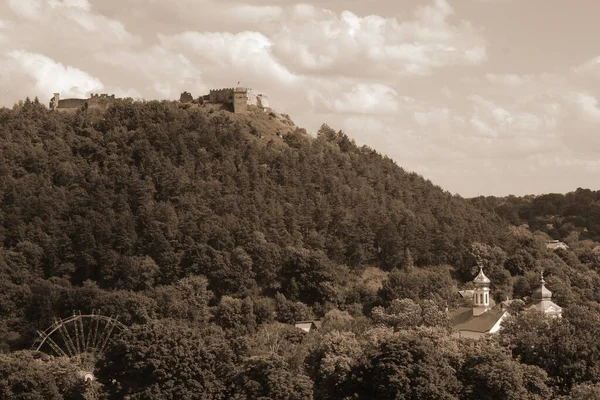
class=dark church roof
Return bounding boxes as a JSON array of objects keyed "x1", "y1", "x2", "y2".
[{"x1": 450, "y1": 305, "x2": 506, "y2": 333}]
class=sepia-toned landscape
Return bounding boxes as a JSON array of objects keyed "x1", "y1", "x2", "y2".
[{"x1": 1, "y1": 1, "x2": 600, "y2": 399}]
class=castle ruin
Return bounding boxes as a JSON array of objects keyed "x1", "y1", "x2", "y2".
[
  {"x1": 179, "y1": 91, "x2": 194, "y2": 103},
  {"x1": 205, "y1": 87, "x2": 249, "y2": 114},
  {"x1": 182, "y1": 87, "x2": 270, "y2": 114},
  {"x1": 49, "y1": 93, "x2": 119, "y2": 111}
]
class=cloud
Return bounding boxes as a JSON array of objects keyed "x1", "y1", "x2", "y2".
[
  {"x1": 49, "y1": 0, "x2": 92, "y2": 11},
  {"x1": 7, "y1": 50, "x2": 104, "y2": 98},
  {"x1": 485, "y1": 73, "x2": 532, "y2": 86},
  {"x1": 7, "y1": 0, "x2": 44, "y2": 20},
  {"x1": 270, "y1": 0, "x2": 487, "y2": 77},
  {"x1": 90, "y1": 0, "x2": 284, "y2": 36},
  {"x1": 158, "y1": 30, "x2": 299, "y2": 86},
  {"x1": 228, "y1": 4, "x2": 283, "y2": 22},
  {"x1": 96, "y1": 46, "x2": 205, "y2": 100},
  {"x1": 0, "y1": 19, "x2": 9, "y2": 45},
  {"x1": 574, "y1": 56, "x2": 600, "y2": 79},
  {"x1": 565, "y1": 92, "x2": 600, "y2": 122},
  {"x1": 414, "y1": 107, "x2": 451, "y2": 126},
  {"x1": 308, "y1": 82, "x2": 400, "y2": 114},
  {"x1": 5, "y1": 0, "x2": 138, "y2": 50}
]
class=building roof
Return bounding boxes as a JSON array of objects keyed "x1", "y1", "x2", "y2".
[
  {"x1": 294, "y1": 320, "x2": 322, "y2": 332},
  {"x1": 526, "y1": 300, "x2": 562, "y2": 314},
  {"x1": 450, "y1": 305, "x2": 506, "y2": 333}
]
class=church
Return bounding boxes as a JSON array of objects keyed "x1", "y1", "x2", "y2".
[{"x1": 450, "y1": 268, "x2": 561, "y2": 339}]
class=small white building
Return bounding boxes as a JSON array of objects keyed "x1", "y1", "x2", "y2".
[
  {"x1": 294, "y1": 320, "x2": 321, "y2": 333},
  {"x1": 546, "y1": 240, "x2": 568, "y2": 250}
]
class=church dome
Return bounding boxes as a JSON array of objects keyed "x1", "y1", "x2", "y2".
[
  {"x1": 533, "y1": 272, "x2": 552, "y2": 300},
  {"x1": 473, "y1": 266, "x2": 491, "y2": 286}
]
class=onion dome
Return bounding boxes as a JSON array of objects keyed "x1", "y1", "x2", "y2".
[
  {"x1": 533, "y1": 271, "x2": 552, "y2": 300},
  {"x1": 473, "y1": 266, "x2": 491, "y2": 286}
]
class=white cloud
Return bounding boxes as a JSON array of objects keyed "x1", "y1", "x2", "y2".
[
  {"x1": 470, "y1": 116, "x2": 497, "y2": 137},
  {"x1": 6, "y1": 0, "x2": 137, "y2": 48},
  {"x1": 270, "y1": 0, "x2": 487, "y2": 77},
  {"x1": 0, "y1": 19, "x2": 9, "y2": 45},
  {"x1": 485, "y1": 73, "x2": 531, "y2": 86},
  {"x1": 574, "y1": 55, "x2": 600, "y2": 78},
  {"x1": 565, "y1": 92, "x2": 600, "y2": 122},
  {"x1": 229, "y1": 4, "x2": 283, "y2": 22},
  {"x1": 48, "y1": 0, "x2": 91, "y2": 11},
  {"x1": 96, "y1": 46, "x2": 205, "y2": 99},
  {"x1": 159, "y1": 31, "x2": 299, "y2": 86},
  {"x1": 8, "y1": 50, "x2": 104, "y2": 98},
  {"x1": 414, "y1": 107, "x2": 450, "y2": 126},
  {"x1": 309, "y1": 83, "x2": 400, "y2": 114},
  {"x1": 7, "y1": 0, "x2": 44, "y2": 20}
]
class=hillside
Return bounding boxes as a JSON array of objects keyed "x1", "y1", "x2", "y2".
[
  {"x1": 0, "y1": 98, "x2": 508, "y2": 291},
  {"x1": 4, "y1": 98, "x2": 600, "y2": 398},
  {"x1": 471, "y1": 189, "x2": 600, "y2": 242}
]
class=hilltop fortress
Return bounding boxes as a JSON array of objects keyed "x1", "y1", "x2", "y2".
[{"x1": 48, "y1": 86, "x2": 270, "y2": 115}]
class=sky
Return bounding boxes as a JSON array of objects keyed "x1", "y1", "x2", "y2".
[{"x1": 0, "y1": 0, "x2": 599, "y2": 197}]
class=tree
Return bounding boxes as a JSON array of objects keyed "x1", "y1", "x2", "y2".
[
  {"x1": 151, "y1": 275, "x2": 212, "y2": 325},
  {"x1": 232, "y1": 354, "x2": 313, "y2": 400},
  {"x1": 212, "y1": 296, "x2": 257, "y2": 336},
  {"x1": 378, "y1": 266, "x2": 456, "y2": 305},
  {"x1": 306, "y1": 330, "x2": 362, "y2": 400},
  {"x1": 0, "y1": 351, "x2": 61, "y2": 400},
  {"x1": 280, "y1": 247, "x2": 347, "y2": 306},
  {"x1": 499, "y1": 305, "x2": 600, "y2": 394},
  {"x1": 567, "y1": 382, "x2": 600, "y2": 400},
  {"x1": 97, "y1": 320, "x2": 235, "y2": 399},
  {"x1": 457, "y1": 338, "x2": 551, "y2": 400},
  {"x1": 361, "y1": 328, "x2": 462, "y2": 400}
]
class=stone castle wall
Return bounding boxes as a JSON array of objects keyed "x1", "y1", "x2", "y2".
[
  {"x1": 209, "y1": 88, "x2": 235, "y2": 103},
  {"x1": 57, "y1": 99, "x2": 86, "y2": 109},
  {"x1": 203, "y1": 87, "x2": 272, "y2": 114},
  {"x1": 51, "y1": 93, "x2": 118, "y2": 111},
  {"x1": 208, "y1": 88, "x2": 250, "y2": 113}
]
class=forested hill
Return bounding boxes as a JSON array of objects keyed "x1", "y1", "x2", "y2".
[
  {"x1": 471, "y1": 189, "x2": 600, "y2": 242},
  {"x1": 1, "y1": 99, "x2": 506, "y2": 294},
  {"x1": 6, "y1": 99, "x2": 600, "y2": 399}
]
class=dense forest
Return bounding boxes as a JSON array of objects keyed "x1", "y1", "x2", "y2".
[
  {"x1": 472, "y1": 190, "x2": 600, "y2": 242},
  {"x1": 2, "y1": 98, "x2": 600, "y2": 399}
]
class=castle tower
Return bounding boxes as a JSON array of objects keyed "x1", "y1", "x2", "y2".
[
  {"x1": 179, "y1": 91, "x2": 193, "y2": 103},
  {"x1": 233, "y1": 87, "x2": 248, "y2": 114},
  {"x1": 472, "y1": 266, "x2": 491, "y2": 316}
]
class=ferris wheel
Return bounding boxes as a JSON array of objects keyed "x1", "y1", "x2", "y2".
[{"x1": 33, "y1": 310, "x2": 127, "y2": 378}]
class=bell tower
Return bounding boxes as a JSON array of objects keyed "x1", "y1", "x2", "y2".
[{"x1": 472, "y1": 266, "x2": 491, "y2": 316}]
